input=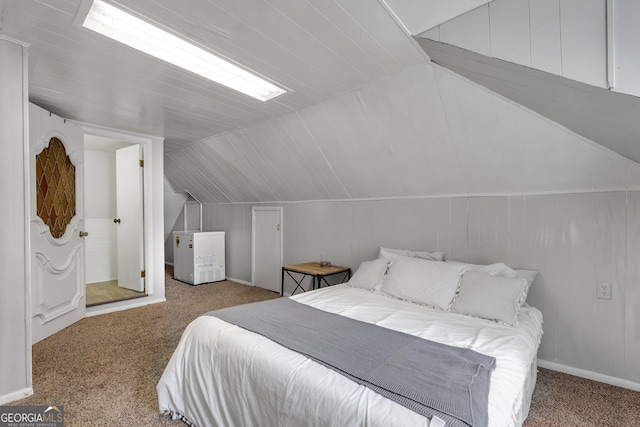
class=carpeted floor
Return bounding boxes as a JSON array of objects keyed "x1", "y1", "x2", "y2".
[
  {"x1": 9, "y1": 267, "x2": 279, "y2": 426},
  {"x1": 524, "y1": 368, "x2": 640, "y2": 426},
  {"x1": 7, "y1": 266, "x2": 640, "y2": 426}
]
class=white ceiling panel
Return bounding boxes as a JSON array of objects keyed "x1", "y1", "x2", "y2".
[
  {"x1": 433, "y1": 64, "x2": 640, "y2": 193},
  {"x1": 381, "y1": 0, "x2": 494, "y2": 35},
  {"x1": 165, "y1": 60, "x2": 640, "y2": 203},
  {"x1": 5, "y1": 0, "x2": 640, "y2": 205},
  {"x1": 420, "y1": 39, "x2": 640, "y2": 166},
  {"x1": 163, "y1": 149, "x2": 231, "y2": 203},
  {"x1": 419, "y1": 0, "x2": 608, "y2": 90},
  {"x1": 165, "y1": 111, "x2": 351, "y2": 203},
  {"x1": 297, "y1": 64, "x2": 467, "y2": 198},
  {"x1": 0, "y1": 0, "x2": 426, "y2": 151}
]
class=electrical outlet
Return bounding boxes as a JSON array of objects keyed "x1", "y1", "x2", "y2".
[{"x1": 596, "y1": 282, "x2": 612, "y2": 300}]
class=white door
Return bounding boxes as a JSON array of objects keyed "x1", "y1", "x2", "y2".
[
  {"x1": 30, "y1": 104, "x2": 86, "y2": 344},
  {"x1": 252, "y1": 207, "x2": 283, "y2": 293},
  {"x1": 116, "y1": 144, "x2": 145, "y2": 292}
]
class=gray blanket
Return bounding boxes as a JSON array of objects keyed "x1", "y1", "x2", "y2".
[{"x1": 207, "y1": 298, "x2": 495, "y2": 427}]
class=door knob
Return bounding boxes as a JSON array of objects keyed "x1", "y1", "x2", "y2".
[
  {"x1": 114, "y1": 218, "x2": 121, "y2": 223},
  {"x1": 79, "y1": 231, "x2": 89, "y2": 238}
]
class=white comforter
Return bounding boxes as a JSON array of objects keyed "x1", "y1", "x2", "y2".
[{"x1": 157, "y1": 285, "x2": 543, "y2": 427}]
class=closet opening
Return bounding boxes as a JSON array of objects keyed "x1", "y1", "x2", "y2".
[{"x1": 84, "y1": 134, "x2": 146, "y2": 306}]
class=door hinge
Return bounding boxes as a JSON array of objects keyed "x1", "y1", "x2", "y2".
[
  {"x1": 139, "y1": 159, "x2": 144, "y2": 167},
  {"x1": 141, "y1": 270, "x2": 146, "y2": 278}
]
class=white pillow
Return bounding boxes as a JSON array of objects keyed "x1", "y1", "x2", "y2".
[
  {"x1": 451, "y1": 271, "x2": 527, "y2": 326},
  {"x1": 380, "y1": 258, "x2": 467, "y2": 310},
  {"x1": 446, "y1": 260, "x2": 516, "y2": 278},
  {"x1": 378, "y1": 247, "x2": 445, "y2": 262},
  {"x1": 346, "y1": 259, "x2": 389, "y2": 291},
  {"x1": 514, "y1": 269, "x2": 537, "y2": 305},
  {"x1": 477, "y1": 263, "x2": 516, "y2": 278},
  {"x1": 447, "y1": 260, "x2": 536, "y2": 306}
]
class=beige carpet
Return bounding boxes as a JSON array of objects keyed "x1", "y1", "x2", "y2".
[
  {"x1": 10, "y1": 267, "x2": 279, "y2": 426},
  {"x1": 7, "y1": 267, "x2": 640, "y2": 426}
]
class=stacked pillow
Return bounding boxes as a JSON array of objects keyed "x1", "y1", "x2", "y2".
[
  {"x1": 446, "y1": 260, "x2": 537, "y2": 307},
  {"x1": 450, "y1": 271, "x2": 527, "y2": 326},
  {"x1": 348, "y1": 250, "x2": 538, "y2": 327},
  {"x1": 347, "y1": 247, "x2": 445, "y2": 292},
  {"x1": 346, "y1": 259, "x2": 389, "y2": 291},
  {"x1": 379, "y1": 257, "x2": 467, "y2": 310},
  {"x1": 378, "y1": 247, "x2": 445, "y2": 262}
]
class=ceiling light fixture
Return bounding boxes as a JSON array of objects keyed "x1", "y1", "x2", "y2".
[{"x1": 79, "y1": 0, "x2": 286, "y2": 101}]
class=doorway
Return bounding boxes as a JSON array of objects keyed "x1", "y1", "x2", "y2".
[
  {"x1": 84, "y1": 134, "x2": 146, "y2": 306},
  {"x1": 252, "y1": 206, "x2": 283, "y2": 293}
]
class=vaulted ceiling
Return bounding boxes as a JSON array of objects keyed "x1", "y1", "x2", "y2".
[
  {"x1": 415, "y1": 0, "x2": 640, "y2": 164},
  {"x1": 418, "y1": 39, "x2": 640, "y2": 164},
  {"x1": 2, "y1": 0, "x2": 640, "y2": 203}
]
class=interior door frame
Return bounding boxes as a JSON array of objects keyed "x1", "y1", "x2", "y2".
[
  {"x1": 74, "y1": 122, "x2": 155, "y2": 298},
  {"x1": 251, "y1": 206, "x2": 283, "y2": 289}
]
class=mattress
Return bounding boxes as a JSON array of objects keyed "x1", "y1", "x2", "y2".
[{"x1": 157, "y1": 284, "x2": 543, "y2": 427}]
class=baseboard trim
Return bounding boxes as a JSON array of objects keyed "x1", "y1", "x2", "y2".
[
  {"x1": 0, "y1": 387, "x2": 33, "y2": 405},
  {"x1": 227, "y1": 277, "x2": 252, "y2": 286},
  {"x1": 538, "y1": 359, "x2": 640, "y2": 392}
]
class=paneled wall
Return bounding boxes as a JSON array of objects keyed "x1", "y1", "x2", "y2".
[
  {"x1": 422, "y1": 0, "x2": 606, "y2": 87},
  {"x1": 421, "y1": 0, "x2": 640, "y2": 98},
  {"x1": 163, "y1": 178, "x2": 188, "y2": 265},
  {"x1": 0, "y1": 37, "x2": 31, "y2": 403},
  {"x1": 200, "y1": 191, "x2": 640, "y2": 388},
  {"x1": 84, "y1": 150, "x2": 117, "y2": 283}
]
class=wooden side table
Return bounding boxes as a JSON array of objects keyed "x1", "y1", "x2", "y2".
[{"x1": 281, "y1": 262, "x2": 351, "y2": 296}]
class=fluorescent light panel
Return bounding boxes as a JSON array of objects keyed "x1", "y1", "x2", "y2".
[{"x1": 82, "y1": 0, "x2": 286, "y2": 101}]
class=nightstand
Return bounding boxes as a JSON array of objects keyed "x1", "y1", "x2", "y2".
[{"x1": 281, "y1": 262, "x2": 351, "y2": 296}]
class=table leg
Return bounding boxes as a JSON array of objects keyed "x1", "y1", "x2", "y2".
[{"x1": 285, "y1": 270, "x2": 310, "y2": 296}]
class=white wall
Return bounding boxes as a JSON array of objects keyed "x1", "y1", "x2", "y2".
[
  {"x1": 614, "y1": 0, "x2": 640, "y2": 96},
  {"x1": 422, "y1": 0, "x2": 606, "y2": 88},
  {"x1": 85, "y1": 150, "x2": 116, "y2": 218},
  {"x1": 200, "y1": 191, "x2": 640, "y2": 389},
  {"x1": 164, "y1": 178, "x2": 188, "y2": 265},
  {"x1": 0, "y1": 37, "x2": 32, "y2": 404},
  {"x1": 150, "y1": 138, "x2": 166, "y2": 300},
  {"x1": 421, "y1": 0, "x2": 640, "y2": 99},
  {"x1": 84, "y1": 150, "x2": 117, "y2": 283}
]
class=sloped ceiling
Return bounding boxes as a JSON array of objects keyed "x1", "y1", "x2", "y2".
[
  {"x1": 3, "y1": 0, "x2": 640, "y2": 204},
  {"x1": 414, "y1": 0, "x2": 640, "y2": 163},
  {"x1": 381, "y1": 0, "x2": 493, "y2": 35},
  {"x1": 0, "y1": 0, "x2": 425, "y2": 151},
  {"x1": 165, "y1": 63, "x2": 640, "y2": 203},
  {"x1": 417, "y1": 39, "x2": 640, "y2": 164}
]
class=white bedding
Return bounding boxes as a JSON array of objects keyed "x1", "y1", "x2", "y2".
[{"x1": 157, "y1": 284, "x2": 543, "y2": 427}]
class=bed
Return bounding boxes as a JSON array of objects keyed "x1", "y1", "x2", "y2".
[{"x1": 158, "y1": 252, "x2": 543, "y2": 427}]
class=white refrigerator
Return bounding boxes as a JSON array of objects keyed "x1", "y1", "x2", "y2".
[{"x1": 173, "y1": 231, "x2": 225, "y2": 285}]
